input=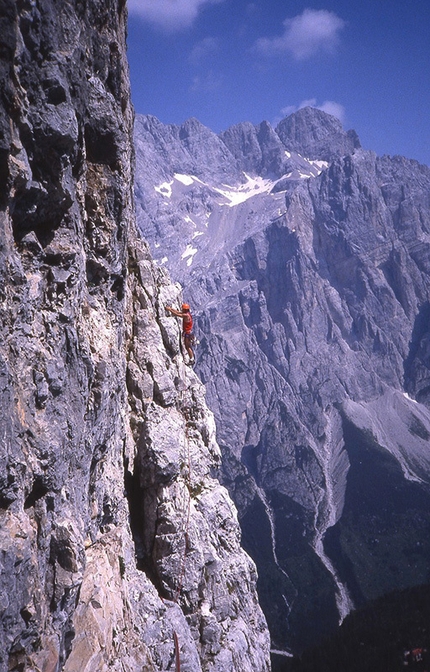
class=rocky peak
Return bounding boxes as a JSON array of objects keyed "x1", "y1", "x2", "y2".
[
  {"x1": 254, "y1": 119, "x2": 291, "y2": 177},
  {"x1": 135, "y1": 113, "x2": 242, "y2": 186},
  {"x1": 276, "y1": 106, "x2": 361, "y2": 161},
  {"x1": 178, "y1": 116, "x2": 241, "y2": 182},
  {"x1": 219, "y1": 121, "x2": 264, "y2": 175}
]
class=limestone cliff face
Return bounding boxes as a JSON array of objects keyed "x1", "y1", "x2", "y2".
[{"x1": 0, "y1": 2, "x2": 270, "y2": 671}]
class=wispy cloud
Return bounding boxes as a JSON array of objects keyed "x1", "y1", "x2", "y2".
[
  {"x1": 280, "y1": 99, "x2": 346, "y2": 123},
  {"x1": 245, "y1": 3, "x2": 259, "y2": 18},
  {"x1": 128, "y1": 0, "x2": 224, "y2": 31},
  {"x1": 191, "y1": 70, "x2": 223, "y2": 92},
  {"x1": 189, "y1": 37, "x2": 219, "y2": 63},
  {"x1": 315, "y1": 100, "x2": 345, "y2": 122},
  {"x1": 255, "y1": 9, "x2": 345, "y2": 60}
]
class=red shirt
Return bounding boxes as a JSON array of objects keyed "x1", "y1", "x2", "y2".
[{"x1": 183, "y1": 313, "x2": 193, "y2": 334}]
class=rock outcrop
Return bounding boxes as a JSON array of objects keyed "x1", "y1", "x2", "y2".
[
  {"x1": 0, "y1": 1, "x2": 270, "y2": 671},
  {"x1": 134, "y1": 109, "x2": 430, "y2": 655}
]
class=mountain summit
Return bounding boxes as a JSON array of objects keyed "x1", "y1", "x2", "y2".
[
  {"x1": 134, "y1": 108, "x2": 430, "y2": 656},
  {"x1": 275, "y1": 106, "x2": 361, "y2": 160}
]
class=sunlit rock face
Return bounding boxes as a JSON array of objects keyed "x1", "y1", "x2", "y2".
[
  {"x1": 0, "y1": 2, "x2": 270, "y2": 671},
  {"x1": 134, "y1": 107, "x2": 430, "y2": 654}
]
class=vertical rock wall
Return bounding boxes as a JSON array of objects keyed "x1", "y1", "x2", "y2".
[{"x1": 0, "y1": 1, "x2": 270, "y2": 670}]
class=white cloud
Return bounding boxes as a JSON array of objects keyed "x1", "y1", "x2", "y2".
[
  {"x1": 281, "y1": 99, "x2": 318, "y2": 116},
  {"x1": 255, "y1": 9, "x2": 345, "y2": 60},
  {"x1": 128, "y1": 0, "x2": 224, "y2": 31},
  {"x1": 280, "y1": 99, "x2": 346, "y2": 123},
  {"x1": 317, "y1": 100, "x2": 346, "y2": 122}
]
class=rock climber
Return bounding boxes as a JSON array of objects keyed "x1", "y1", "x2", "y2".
[{"x1": 165, "y1": 303, "x2": 195, "y2": 365}]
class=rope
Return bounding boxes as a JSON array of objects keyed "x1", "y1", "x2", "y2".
[
  {"x1": 172, "y1": 395, "x2": 193, "y2": 670},
  {"x1": 173, "y1": 630, "x2": 181, "y2": 672},
  {"x1": 174, "y1": 401, "x2": 192, "y2": 601}
]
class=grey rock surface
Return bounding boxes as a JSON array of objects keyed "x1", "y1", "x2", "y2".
[
  {"x1": 134, "y1": 109, "x2": 430, "y2": 654},
  {"x1": 275, "y1": 106, "x2": 361, "y2": 161},
  {"x1": 0, "y1": 1, "x2": 270, "y2": 671}
]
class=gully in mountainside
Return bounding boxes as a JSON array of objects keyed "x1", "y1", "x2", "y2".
[{"x1": 165, "y1": 303, "x2": 196, "y2": 365}]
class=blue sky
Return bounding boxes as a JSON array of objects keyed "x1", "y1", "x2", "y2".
[{"x1": 127, "y1": 0, "x2": 430, "y2": 166}]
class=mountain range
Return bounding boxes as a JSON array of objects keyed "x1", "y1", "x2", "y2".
[
  {"x1": 134, "y1": 106, "x2": 430, "y2": 655},
  {"x1": 1, "y1": 0, "x2": 429, "y2": 665}
]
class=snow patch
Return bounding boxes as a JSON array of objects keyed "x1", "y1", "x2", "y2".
[
  {"x1": 214, "y1": 173, "x2": 276, "y2": 207},
  {"x1": 192, "y1": 231, "x2": 204, "y2": 239},
  {"x1": 403, "y1": 392, "x2": 418, "y2": 404},
  {"x1": 181, "y1": 244, "x2": 198, "y2": 266},
  {"x1": 154, "y1": 180, "x2": 173, "y2": 198},
  {"x1": 309, "y1": 159, "x2": 329, "y2": 171},
  {"x1": 174, "y1": 173, "x2": 194, "y2": 186}
]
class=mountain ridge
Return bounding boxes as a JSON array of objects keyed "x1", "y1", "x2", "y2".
[{"x1": 134, "y1": 107, "x2": 430, "y2": 655}]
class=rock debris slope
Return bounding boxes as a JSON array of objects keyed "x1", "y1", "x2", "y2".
[
  {"x1": 134, "y1": 108, "x2": 430, "y2": 654},
  {"x1": 0, "y1": 1, "x2": 270, "y2": 670}
]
